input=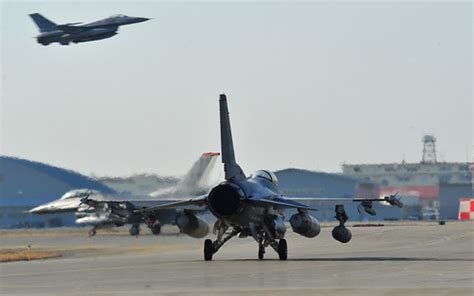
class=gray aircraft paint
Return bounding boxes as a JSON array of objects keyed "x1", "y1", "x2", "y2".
[
  {"x1": 135, "y1": 94, "x2": 401, "y2": 260},
  {"x1": 30, "y1": 153, "x2": 219, "y2": 236},
  {"x1": 29, "y1": 13, "x2": 149, "y2": 45}
]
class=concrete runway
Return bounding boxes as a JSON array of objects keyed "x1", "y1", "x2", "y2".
[{"x1": 1, "y1": 222, "x2": 473, "y2": 295}]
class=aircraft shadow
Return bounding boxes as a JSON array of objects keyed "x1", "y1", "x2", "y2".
[{"x1": 219, "y1": 257, "x2": 473, "y2": 262}]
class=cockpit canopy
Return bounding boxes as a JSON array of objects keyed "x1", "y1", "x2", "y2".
[
  {"x1": 109, "y1": 14, "x2": 128, "y2": 19},
  {"x1": 251, "y1": 170, "x2": 279, "y2": 185},
  {"x1": 59, "y1": 189, "x2": 96, "y2": 200}
]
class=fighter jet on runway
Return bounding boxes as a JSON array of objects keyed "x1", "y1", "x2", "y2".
[
  {"x1": 29, "y1": 13, "x2": 149, "y2": 46},
  {"x1": 30, "y1": 152, "x2": 219, "y2": 237},
  {"x1": 131, "y1": 94, "x2": 403, "y2": 260}
]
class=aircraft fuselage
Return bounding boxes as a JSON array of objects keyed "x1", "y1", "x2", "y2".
[{"x1": 30, "y1": 13, "x2": 149, "y2": 46}]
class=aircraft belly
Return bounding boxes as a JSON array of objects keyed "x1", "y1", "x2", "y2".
[
  {"x1": 125, "y1": 213, "x2": 143, "y2": 225},
  {"x1": 71, "y1": 28, "x2": 117, "y2": 43},
  {"x1": 227, "y1": 204, "x2": 265, "y2": 226}
]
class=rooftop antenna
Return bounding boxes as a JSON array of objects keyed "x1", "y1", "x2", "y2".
[{"x1": 421, "y1": 134, "x2": 437, "y2": 164}]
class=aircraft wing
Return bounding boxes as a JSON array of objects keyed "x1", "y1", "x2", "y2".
[
  {"x1": 283, "y1": 194, "x2": 403, "y2": 216},
  {"x1": 246, "y1": 197, "x2": 318, "y2": 211},
  {"x1": 56, "y1": 24, "x2": 84, "y2": 33},
  {"x1": 285, "y1": 195, "x2": 403, "y2": 208},
  {"x1": 134, "y1": 195, "x2": 208, "y2": 213},
  {"x1": 79, "y1": 195, "x2": 207, "y2": 210}
]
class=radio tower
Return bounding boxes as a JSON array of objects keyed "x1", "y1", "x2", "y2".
[{"x1": 421, "y1": 135, "x2": 437, "y2": 164}]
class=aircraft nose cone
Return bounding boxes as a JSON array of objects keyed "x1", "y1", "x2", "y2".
[
  {"x1": 137, "y1": 17, "x2": 150, "y2": 23},
  {"x1": 29, "y1": 205, "x2": 46, "y2": 214}
]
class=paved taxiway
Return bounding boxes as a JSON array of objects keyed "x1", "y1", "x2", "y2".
[{"x1": 1, "y1": 222, "x2": 473, "y2": 295}]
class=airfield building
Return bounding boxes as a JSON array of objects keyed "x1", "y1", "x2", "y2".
[
  {"x1": 0, "y1": 156, "x2": 114, "y2": 228},
  {"x1": 342, "y1": 135, "x2": 473, "y2": 220},
  {"x1": 275, "y1": 169, "x2": 401, "y2": 221}
]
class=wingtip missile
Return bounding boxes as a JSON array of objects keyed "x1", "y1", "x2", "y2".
[{"x1": 384, "y1": 193, "x2": 404, "y2": 208}]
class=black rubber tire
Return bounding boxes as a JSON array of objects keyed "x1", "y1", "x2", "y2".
[
  {"x1": 204, "y1": 239, "x2": 214, "y2": 261},
  {"x1": 129, "y1": 226, "x2": 140, "y2": 236},
  {"x1": 151, "y1": 224, "x2": 161, "y2": 235},
  {"x1": 258, "y1": 245, "x2": 265, "y2": 260},
  {"x1": 278, "y1": 239, "x2": 287, "y2": 260}
]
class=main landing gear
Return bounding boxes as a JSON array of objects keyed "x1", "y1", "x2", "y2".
[
  {"x1": 150, "y1": 223, "x2": 161, "y2": 235},
  {"x1": 257, "y1": 218, "x2": 288, "y2": 261},
  {"x1": 204, "y1": 220, "x2": 288, "y2": 261},
  {"x1": 88, "y1": 227, "x2": 97, "y2": 237},
  {"x1": 277, "y1": 239, "x2": 287, "y2": 260},
  {"x1": 257, "y1": 238, "x2": 287, "y2": 260},
  {"x1": 144, "y1": 215, "x2": 161, "y2": 235},
  {"x1": 129, "y1": 224, "x2": 140, "y2": 236},
  {"x1": 258, "y1": 245, "x2": 265, "y2": 260},
  {"x1": 204, "y1": 226, "x2": 240, "y2": 261}
]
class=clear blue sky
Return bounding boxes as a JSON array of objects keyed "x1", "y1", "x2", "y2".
[{"x1": 1, "y1": 1, "x2": 472, "y2": 177}]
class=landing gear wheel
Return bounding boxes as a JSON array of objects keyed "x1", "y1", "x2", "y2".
[
  {"x1": 204, "y1": 239, "x2": 214, "y2": 261},
  {"x1": 88, "y1": 228, "x2": 96, "y2": 237},
  {"x1": 151, "y1": 224, "x2": 161, "y2": 235},
  {"x1": 258, "y1": 245, "x2": 265, "y2": 260},
  {"x1": 129, "y1": 225, "x2": 140, "y2": 236},
  {"x1": 278, "y1": 239, "x2": 287, "y2": 260}
]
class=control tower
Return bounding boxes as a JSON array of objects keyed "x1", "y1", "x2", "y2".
[{"x1": 421, "y1": 135, "x2": 437, "y2": 164}]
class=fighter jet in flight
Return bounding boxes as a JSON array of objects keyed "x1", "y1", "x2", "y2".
[
  {"x1": 132, "y1": 94, "x2": 403, "y2": 260},
  {"x1": 30, "y1": 152, "x2": 219, "y2": 237},
  {"x1": 29, "y1": 13, "x2": 149, "y2": 46}
]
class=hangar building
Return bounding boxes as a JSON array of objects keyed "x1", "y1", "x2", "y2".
[
  {"x1": 0, "y1": 156, "x2": 114, "y2": 228},
  {"x1": 275, "y1": 168, "x2": 402, "y2": 221}
]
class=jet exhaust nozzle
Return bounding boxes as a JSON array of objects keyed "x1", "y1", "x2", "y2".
[{"x1": 207, "y1": 183, "x2": 244, "y2": 218}]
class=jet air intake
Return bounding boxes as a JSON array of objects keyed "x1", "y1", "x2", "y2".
[
  {"x1": 207, "y1": 183, "x2": 244, "y2": 218},
  {"x1": 290, "y1": 213, "x2": 321, "y2": 238},
  {"x1": 176, "y1": 213, "x2": 209, "y2": 238}
]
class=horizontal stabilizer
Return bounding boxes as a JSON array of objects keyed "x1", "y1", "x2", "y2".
[{"x1": 247, "y1": 197, "x2": 318, "y2": 211}]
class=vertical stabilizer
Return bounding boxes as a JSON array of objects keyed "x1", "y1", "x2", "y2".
[
  {"x1": 219, "y1": 94, "x2": 246, "y2": 181},
  {"x1": 29, "y1": 13, "x2": 57, "y2": 33}
]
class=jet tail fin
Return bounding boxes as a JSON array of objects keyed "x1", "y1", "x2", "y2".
[
  {"x1": 29, "y1": 13, "x2": 57, "y2": 32},
  {"x1": 219, "y1": 94, "x2": 246, "y2": 181}
]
